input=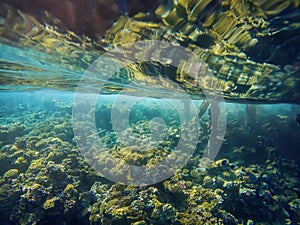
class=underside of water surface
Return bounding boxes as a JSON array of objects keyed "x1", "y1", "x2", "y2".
[{"x1": 1, "y1": 0, "x2": 300, "y2": 225}]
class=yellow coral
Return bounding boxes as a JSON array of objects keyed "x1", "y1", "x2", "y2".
[
  {"x1": 3, "y1": 168, "x2": 19, "y2": 179},
  {"x1": 15, "y1": 156, "x2": 27, "y2": 165},
  {"x1": 43, "y1": 197, "x2": 57, "y2": 209}
]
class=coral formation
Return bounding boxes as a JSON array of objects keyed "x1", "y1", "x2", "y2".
[{"x1": 0, "y1": 99, "x2": 300, "y2": 225}]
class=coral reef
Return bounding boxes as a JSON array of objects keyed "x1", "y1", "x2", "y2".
[{"x1": 0, "y1": 100, "x2": 300, "y2": 225}]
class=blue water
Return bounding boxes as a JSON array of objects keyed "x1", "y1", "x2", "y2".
[{"x1": 1, "y1": 86, "x2": 300, "y2": 225}]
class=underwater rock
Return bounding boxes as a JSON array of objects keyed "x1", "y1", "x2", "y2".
[
  {"x1": 162, "y1": 179, "x2": 188, "y2": 207},
  {"x1": 3, "y1": 168, "x2": 19, "y2": 180},
  {"x1": 90, "y1": 184, "x2": 160, "y2": 224},
  {"x1": 176, "y1": 185, "x2": 236, "y2": 224},
  {"x1": 239, "y1": 188, "x2": 256, "y2": 199},
  {"x1": 246, "y1": 220, "x2": 254, "y2": 225},
  {"x1": 0, "y1": 123, "x2": 25, "y2": 145},
  {"x1": 0, "y1": 152, "x2": 10, "y2": 175},
  {"x1": 151, "y1": 201, "x2": 176, "y2": 224},
  {"x1": 131, "y1": 220, "x2": 147, "y2": 225},
  {"x1": 0, "y1": 183, "x2": 21, "y2": 215},
  {"x1": 215, "y1": 159, "x2": 230, "y2": 168},
  {"x1": 10, "y1": 183, "x2": 49, "y2": 225},
  {"x1": 87, "y1": 181, "x2": 226, "y2": 225},
  {"x1": 0, "y1": 110, "x2": 105, "y2": 224},
  {"x1": 0, "y1": 97, "x2": 300, "y2": 225},
  {"x1": 189, "y1": 169, "x2": 201, "y2": 179},
  {"x1": 288, "y1": 199, "x2": 300, "y2": 217}
]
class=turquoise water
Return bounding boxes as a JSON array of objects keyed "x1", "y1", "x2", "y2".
[
  {"x1": 1, "y1": 90, "x2": 300, "y2": 224},
  {"x1": 1, "y1": 1, "x2": 300, "y2": 225}
]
